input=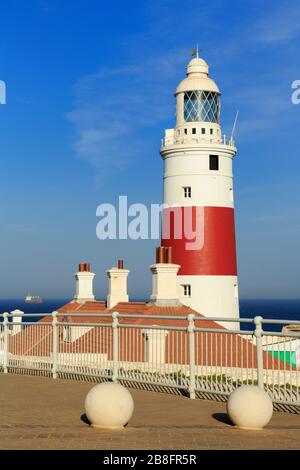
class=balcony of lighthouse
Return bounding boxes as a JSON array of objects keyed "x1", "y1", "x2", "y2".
[{"x1": 161, "y1": 126, "x2": 236, "y2": 151}]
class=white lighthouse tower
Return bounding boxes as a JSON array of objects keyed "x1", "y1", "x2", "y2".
[{"x1": 160, "y1": 54, "x2": 239, "y2": 324}]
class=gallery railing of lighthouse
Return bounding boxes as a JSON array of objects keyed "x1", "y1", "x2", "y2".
[
  {"x1": 161, "y1": 132, "x2": 235, "y2": 148},
  {"x1": 0, "y1": 312, "x2": 299, "y2": 411}
]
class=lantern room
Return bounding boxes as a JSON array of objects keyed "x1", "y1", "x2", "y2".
[{"x1": 174, "y1": 57, "x2": 221, "y2": 140}]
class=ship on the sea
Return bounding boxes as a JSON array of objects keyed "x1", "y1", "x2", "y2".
[{"x1": 24, "y1": 295, "x2": 43, "y2": 304}]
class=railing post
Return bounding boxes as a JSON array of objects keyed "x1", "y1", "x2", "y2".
[
  {"x1": 187, "y1": 313, "x2": 196, "y2": 399},
  {"x1": 112, "y1": 312, "x2": 119, "y2": 382},
  {"x1": 3, "y1": 312, "x2": 9, "y2": 373},
  {"x1": 10, "y1": 309, "x2": 24, "y2": 335},
  {"x1": 254, "y1": 316, "x2": 264, "y2": 389},
  {"x1": 52, "y1": 311, "x2": 58, "y2": 379}
]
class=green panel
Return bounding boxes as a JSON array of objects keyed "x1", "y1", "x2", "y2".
[{"x1": 268, "y1": 350, "x2": 296, "y2": 367}]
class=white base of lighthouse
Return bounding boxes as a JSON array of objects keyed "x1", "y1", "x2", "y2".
[{"x1": 177, "y1": 275, "x2": 240, "y2": 330}]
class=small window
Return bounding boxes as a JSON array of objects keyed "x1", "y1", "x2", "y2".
[
  {"x1": 183, "y1": 285, "x2": 191, "y2": 297},
  {"x1": 184, "y1": 128, "x2": 187, "y2": 135},
  {"x1": 201, "y1": 128, "x2": 205, "y2": 134},
  {"x1": 210, "y1": 128, "x2": 213, "y2": 135},
  {"x1": 209, "y1": 155, "x2": 219, "y2": 171},
  {"x1": 183, "y1": 186, "x2": 191, "y2": 198},
  {"x1": 192, "y1": 128, "x2": 196, "y2": 134}
]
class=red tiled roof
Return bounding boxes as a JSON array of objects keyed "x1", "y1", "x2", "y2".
[
  {"x1": 9, "y1": 300, "x2": 294, "y2": 372},
  {"x1": 57, "y1": 300, "x2": 290, "y2": 370},
  {"x1": 57, "y1": 300, "x2": 223, "y2": 328}
]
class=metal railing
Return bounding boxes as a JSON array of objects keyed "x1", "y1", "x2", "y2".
[
  {"x1": 0, "y1": 311, "x2": 299, "y2": 409},
  {"x1": 161, "y1": 133, "x2": 235, "y2": 148}
]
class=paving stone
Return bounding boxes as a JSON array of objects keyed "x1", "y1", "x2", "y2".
[{"x1": 0, "y1": 373, "x2": 299, "y2": 449}]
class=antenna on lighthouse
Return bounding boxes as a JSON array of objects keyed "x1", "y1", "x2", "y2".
[{"x1": 230, "y1": 110, "x2": 239, "y2": 144}]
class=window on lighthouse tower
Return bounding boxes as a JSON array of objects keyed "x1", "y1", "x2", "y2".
[
  {"x1": 183, "y1": 285, "x2": 191, "y2": 297},
  {"x1": 184, "y1": 91, "x2": 220, "y2": 123},
  {"x1": 209, "y1": 155, "x2": 219, "y2": 171},
  {"x1": 183, "y1": 186, "x2": 192, "y2": 198}
]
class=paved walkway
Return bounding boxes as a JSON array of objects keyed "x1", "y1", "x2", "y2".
[{"x1": 0, "y1": 374, "x2": 299, "y2": 450}]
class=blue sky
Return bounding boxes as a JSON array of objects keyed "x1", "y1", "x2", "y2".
[{"x1": 0, "y1": 0, "x2": 300, "y2": 299}]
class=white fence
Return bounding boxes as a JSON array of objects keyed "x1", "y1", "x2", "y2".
[{"x1": 0, "y1": 311, "x2": 299, "y2": 410}]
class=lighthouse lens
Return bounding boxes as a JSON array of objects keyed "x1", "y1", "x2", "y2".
[{"x1": 184, "y1": 91, "x2": 220, "y2": 123}]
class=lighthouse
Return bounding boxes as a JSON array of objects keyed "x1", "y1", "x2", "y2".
[{"x1": 161, "y1": 54, "x2": 239, "y2": 324}]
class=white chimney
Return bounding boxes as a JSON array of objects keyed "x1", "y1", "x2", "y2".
[
  {"x1": 150, "y1": 247, "x2": 181, "y2": 306},
  {"x1": 11, "y1": 309, "x2": 24, "y2": 335},
  {"x1": 106, "y1": 259, "x2": 129, "y2": 309},
  {"x1": 74, "y1": 263, "x2": 95, "y2": 302}
]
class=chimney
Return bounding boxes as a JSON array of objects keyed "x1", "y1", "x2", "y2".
[
  {"x1": 11, "y1": 309, "x2": 24, "y2": 335},
  {"x1": 74, "y1": 262, "x2": 95, "y2": 302},
  {"x1": 150, "y1": 246, "x2": 181, "y2": 306},
  {"x1": 106, "y1": 259, "x2": 130, "y2": 309}
]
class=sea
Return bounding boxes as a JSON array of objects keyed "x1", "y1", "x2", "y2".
[{"x1": 0, "y1": 298, "x2": 300, "y2": 332}]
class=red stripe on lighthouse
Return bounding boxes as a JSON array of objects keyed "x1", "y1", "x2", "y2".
[{"x1": 162, "y1": 206, "x2": 237, "y2": 276}]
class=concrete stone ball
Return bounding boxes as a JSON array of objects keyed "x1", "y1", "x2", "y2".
[
  {"x1": 84, "y1": 382, "x2": 134, "y2": 429},
  {"x1": 227, "y1": 385, "x2": 273, "y2": 430}
]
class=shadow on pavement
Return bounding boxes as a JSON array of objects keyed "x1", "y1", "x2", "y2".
[
  {"x1": 80, "y1": 414, "x2": 91, "y2": 426},
  {"x1": 212, "y1": 413, "x2": 233, "y2": 426}
]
